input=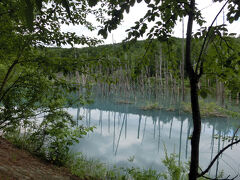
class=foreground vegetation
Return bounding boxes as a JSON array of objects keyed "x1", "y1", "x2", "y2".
[{"x1": 4, "y1": 130, "x2": 213, "y2": 180}]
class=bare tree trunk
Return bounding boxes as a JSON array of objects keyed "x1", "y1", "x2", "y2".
[
  {"x1": 237, "y1": 92, "x2": 239, "y2": 105},
  {"x1": 229, "y1": 92, "x2": 231, "y2": 105},
  {"x1": 216, "y1": 78, "x2": 219, "y2": 103},
  {"x1": 220, "y1": 82, "x2": 224, "y2": 106},
  {"x1": 165, "y1": 60, "x2": 168, "y2": 89},
  {"x1": 159, "y1": 43, "x2": 163, "y2": 87},
  {"x1": 75, "y1": 71, "x2": 81, "y2": 94},
  {"x1": 181, "y1": 18, "x2": 185, "y2": 101}
]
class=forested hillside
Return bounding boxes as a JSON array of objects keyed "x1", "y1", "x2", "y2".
[{"x1": 45, "y1": 37, "x2": 240, "y2": 107}]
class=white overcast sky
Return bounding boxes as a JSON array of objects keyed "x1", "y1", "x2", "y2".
[{"x1": 61, "y1": 0, "x2": 240, "y2": 47}]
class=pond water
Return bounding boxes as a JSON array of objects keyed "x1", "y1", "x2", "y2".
[{"x1": 69, "y1": 95, "x2": 240, "y2": 178}]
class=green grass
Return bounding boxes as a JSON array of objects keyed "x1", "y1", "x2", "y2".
[
  {"x1": 182, "y1": 100, "x2": 240, "y2": 118},
  {"x1": 66, "y1": 149, "x2": 213, "y2": 180},
  {"x1": 182, "y1": 100, "x2": 226, "y2": 117},
  {"x1": 139, "y1": 102, "x2": 176, "y2": 112},
  {"x1": 140, "y1": 102, "x2": 163, "y2": 110},
  {"x1": 115, "y1": 99, "x2": 134, "y2": 104}
]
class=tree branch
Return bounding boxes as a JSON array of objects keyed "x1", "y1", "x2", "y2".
[
  {"x1": 202, "y1": 174, "x2": 238, "y2": 180},
  {"x1": 198, "y1": 138, "x2": 240, "y2": 177},
  {"x1": 195, "y1": 0, "x2": 229, "y2": 75},
  {"x1": 231, "y1": 127, "x2": 239, "y2": 149},
  {"x1": 0, "y1": 60, "x2": 19, "y2": 97},
  {"x1": 0, "y1": 73, "x2": 24, "y2": 102}
]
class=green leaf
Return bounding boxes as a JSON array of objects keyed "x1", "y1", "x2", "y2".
[
  {"x1": 144, "y1": 0, "x2": 151, "y2": 4},
  {"x1": 35, "y1": 0, "x2": 42, "y2": 11},
  {"x1": 130, "y1": 0, "x2": 135, "y2": 6},
  {"x1": 24, "y1": 0, "x2": 34, "y2": 31},
  {"x1": 61, "y1": 0, "x2": 71, "y2": 20},
  {"x1": 199, "y1": 89, "x2": 208, "y2": 99},
  {"x1": 126, "y1": 5, "x2": 130, "y2": 13},
  {"x1": 155, "y1": 0, "x2": 160, "y2": 4},
  {"x1": 98, "y1": 29, "x2": 108, "y2": 39},
  {"x1": 88, "y1": 0, "x2": 98, "y2": 7}
]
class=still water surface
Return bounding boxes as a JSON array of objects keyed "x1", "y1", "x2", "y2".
[{"x1": 69, "y1": 96, "x2": 240, "y2": 178}]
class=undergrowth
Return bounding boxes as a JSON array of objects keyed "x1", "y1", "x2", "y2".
[{"x1": 3, "y1": 125, "x2": 217, "y2": 180}]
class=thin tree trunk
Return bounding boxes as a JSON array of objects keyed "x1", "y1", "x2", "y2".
[
  {"x1": 216, "y1": 78, "x2": 219, "y2": 103},
  {"x1": 189, "y1": 80, "x2": 201, "y2": 180},
  {"x1": 229, "y1": 92, "x2": 231, "y2": 105},
  {"x1": 181, "y1": 18, "x2": 185, "y2": 101},
  {"x1": 159, "y1": 43, "x2": 163, "y2": 87},
  {"x1": 237, "y1": 92, "x2": 239, "y2": 105},
  {"x1": 220, "y1": 82, "x2": 224, "y2": 106},
  {"x1": 185, "y1": 1, "x2": 202, "y2": 179}
]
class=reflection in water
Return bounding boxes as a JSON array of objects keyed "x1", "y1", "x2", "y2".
[
  {"x1": 169, "y1": 117, "x2": 173, "y2": 139},
  {"x1": 209, "y1": 120, "x2": 215, "y2": 176},
  {"x1": 216, "y1": 130, "x2": 221, "y2": 178},
  {"x1": 113, "y1": 112, "x2": 116, "y2": 153},
  {"x1": 137, "y1": 115, "x2": 141, "y2": 139},
  {"x1": 99, "y1": 110, "x2": 102, "y2": 135},
  {"x1": 153, "y1": 117, "x2": 156, "y2": 139},
  {"x1": 115, "y1": 113, "x2": 125, "y2": 155},
  {"x1": 69, "y1": 99, "x2": 240, "y2": 178},
  {"x1": 158, "y1": 118, "x2": 161, "y2": 153},
  {"x1": 141, "y1": 117, "x2": 147, "y2": 144},
  {"x1": 178, "y1": 115, "x2": 183, "y2": 165},
  {"x1": 185, "y1": 119, "x2": 191, "y2": 159}
]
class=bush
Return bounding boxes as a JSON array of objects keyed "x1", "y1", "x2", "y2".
[{"x1": 4, "y1": 110, "x2": 94, "y2": 165}]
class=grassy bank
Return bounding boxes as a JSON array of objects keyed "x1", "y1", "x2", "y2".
[
  {"x1": 182, "y1": 100, "x2": 240, "y2": 118},
  {"x1": 1, "y1": 130, "x2": 192, "y2": 180}
]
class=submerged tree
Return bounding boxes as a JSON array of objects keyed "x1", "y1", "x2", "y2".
[{"x1": 97, "y1": 0, "x2": 240, "y2": 179}]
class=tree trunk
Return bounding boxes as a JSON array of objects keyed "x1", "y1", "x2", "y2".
[
  {"x1": 237, "y1": 92, "x2": 239, "y2": 105},
  {"x1": 181, "y1": 18, "x2": 185, "y2": 101},
  {"x1": 220, "y1": 82, "x2": 224, "y2": 106},
  {"x1": 159, "y1": 43, "x2": 163, "y2": 87},
  {"x1": 216, "y1": 78, "x2": 219, "y2": 103},
  {"x1": 189, "y1": 78, "x2": 201, "y2": 180},
  {"x1": 185, "y1": 0, "x2": 202, "y2": 179}
]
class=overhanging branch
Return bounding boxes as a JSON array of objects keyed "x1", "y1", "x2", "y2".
[
  {"x1": 195, "y1": 0, "x2": 229, "y2": 76},
  {"x1": 198, "y1": 138, "x2": 240, "y2": 177}
]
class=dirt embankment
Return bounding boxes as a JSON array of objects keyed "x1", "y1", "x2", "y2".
[{"x1": 0, "y1": 137, "x2": 81, "y2": 180}]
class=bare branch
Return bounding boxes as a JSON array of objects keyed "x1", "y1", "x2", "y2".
[
  {"x1": 195, "y1": 0, "x2": 229, "y2": 75},
  {"x1": 216, "y1": 32, "x2": 234, "y2": 51},
  {"x1": 202, "y1": 174, "x2": 238, "y2": 180},
  {"x1": 231, "y1": 127, "x2": 240, "y2": 149},
  {"x1": 198, "y1": 139, "x2": 240, "y2": 177}
]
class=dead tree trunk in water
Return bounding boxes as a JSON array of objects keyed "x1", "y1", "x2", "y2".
[{"x1": 181, "y1": 18, "x2": 185, "y2": 101}]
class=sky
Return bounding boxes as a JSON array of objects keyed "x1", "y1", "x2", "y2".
[{"x1": 61, "y1": 0, "x2": 240, "y2": 47}]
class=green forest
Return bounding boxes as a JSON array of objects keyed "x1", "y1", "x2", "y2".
[{"x1": 0, "y1": 0, "x2": 240, "y2": 180}]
